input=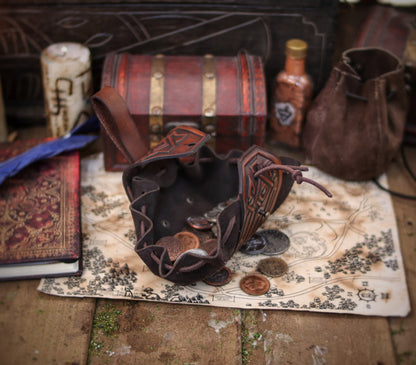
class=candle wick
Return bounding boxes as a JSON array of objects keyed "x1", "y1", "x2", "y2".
[{"x1": 60, "y1": 46, "x2": 68, "y2": 56}]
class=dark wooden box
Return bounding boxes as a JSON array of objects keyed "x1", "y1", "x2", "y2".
[{"x1": 0, "y1": 0, "x2": 338, "y2": 127}]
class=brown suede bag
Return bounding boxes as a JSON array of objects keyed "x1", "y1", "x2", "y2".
[{"x1": 303, "y1": 47, "x2": 408, "y2": 181}]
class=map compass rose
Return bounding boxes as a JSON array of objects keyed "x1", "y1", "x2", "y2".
[{"x1": 357, "y1": 288, "x2": 377, "y2": 302}]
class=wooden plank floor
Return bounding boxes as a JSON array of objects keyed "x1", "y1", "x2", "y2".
[
  {"x1": 387, "y1": 147, "x2": 416, "y2": 365},
  {"x1": 0, "y1": 280, "x2": 95, "y2": 364}
]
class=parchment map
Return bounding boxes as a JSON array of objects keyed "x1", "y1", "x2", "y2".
[{"x1": 38, "y1": 153, "x2": 411, "y2": 316}]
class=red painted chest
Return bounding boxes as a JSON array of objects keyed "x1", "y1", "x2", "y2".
[{"x1": 100, "y1": 52, "x2": 267, "y2": 170}]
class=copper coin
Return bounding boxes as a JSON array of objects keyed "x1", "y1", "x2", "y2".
[
  {"x1": 239, "y1": 233, "x2": 267, "y2": 255},
  {"x1": 240, "y1": 274, "x2": 270, "y2": 296},
  {"x1": 186, "y1": 216, "x2": 214, "y2": 230},
  {"x1": 189, "y1": 228, "x2": 212, "y2": 245},
  {"x1": 199, "y1": 238, "x2": 218, "y2": 255},
  {"x1": 155, "y1": 236, "x2": 184, "y2": 261},
  {"x1": 174, "y1": 231, "x2": 200, "y2": 250},
  {"x1": 258, "y1": 229, "x2": 290, "y2": 256},
  {"x1": 257, "y1": 257, "x2": 289, "y2": 277},
  {"x1": 203, "y1": 267, "x2": 232, "y2": 286}
]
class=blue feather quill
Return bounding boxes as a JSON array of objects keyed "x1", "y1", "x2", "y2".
[{"x1": 0, "y1": 116, "x2": 99, "y2": 185}]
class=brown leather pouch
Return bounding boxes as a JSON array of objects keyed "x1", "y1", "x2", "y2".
[
  {"x1": 122, "y1": 126, "x2": 332, "y2": 285},
  {"x1": 303, "y1": 47, "x2": 408, "y2": 181},
  {"x1": 92, "y1": 86, "x2": 331, "y2": 285}
]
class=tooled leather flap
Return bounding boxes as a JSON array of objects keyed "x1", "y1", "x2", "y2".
[
  {"x1": 237, "y1": 146, "x2": 283, "y2": 250},
  {"x1": 123, "y1": 126, "x2": 210, "y2": 201},
  {"x1": 139, "y1": 125, "x2": 210, "y2": 164}
]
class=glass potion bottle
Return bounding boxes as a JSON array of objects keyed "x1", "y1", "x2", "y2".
[{"x1": 270, "y1": 39, "x2": 313, "y2": 148}]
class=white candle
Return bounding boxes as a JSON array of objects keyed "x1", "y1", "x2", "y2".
[{"x1": 41, "y1": 42, "x2": 93, "y2": 137}]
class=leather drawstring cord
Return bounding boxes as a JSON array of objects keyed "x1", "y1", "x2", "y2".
[
  {"x1": 141, "y1": 205, "x2": 147, "y2": 237},
  {"x1": 254, "y1": 164, "x2": 333, "y2": 198}
]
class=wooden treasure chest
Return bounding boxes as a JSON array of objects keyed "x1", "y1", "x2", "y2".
[{"x1": 100, "y1": 52, "x2": 267, "y2": 171}]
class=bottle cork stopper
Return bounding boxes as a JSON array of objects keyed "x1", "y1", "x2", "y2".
[{"x1": 285, "y1": 39, "x2": 308, "y2": 59}]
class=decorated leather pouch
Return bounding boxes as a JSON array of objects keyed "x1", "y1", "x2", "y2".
[
  {"x1": 303, "y1": 47, "x2": 408, "y2": 181},
  {"x1": 92, "y1": 86, "x2": 331, "y2": 285},
  {"x1": 122, "y1": 128, "x2": 333, "y2": 285}
]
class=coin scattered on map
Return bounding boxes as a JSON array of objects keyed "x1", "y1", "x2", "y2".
[
  {"x1": 203, "y1": 267, "x2": 233, "y2": 286},
  {"x1": 257, "y1": 257, "x2": 289, "y2": 277},
  {"x1": 239, "y1": 233, "x2": 267, "y2": 255},
  {"x1": 239, "y1": 273, "x2": 270, "y2": 295},
  {"x1": 257, "y1": 229, "x2": 290, "y2": 256},
  {"x1": 155, "y1": 236, "x2": 184, "y2": 261}
]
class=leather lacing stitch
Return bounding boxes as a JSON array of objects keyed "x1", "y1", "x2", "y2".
[{"x1": 254, "y1": 164, "x2": 333, "y2": 198}]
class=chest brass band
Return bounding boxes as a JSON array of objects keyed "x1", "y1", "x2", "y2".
[
  {"x1": 149, "y1": 54, "x2": 165, "y2": 148},
  {"x1": 148, "y1": 55, "x2": 217, "y2": 148},
  {"x1": 202, "y1": 54, "x2": 217, "y2": 137}
]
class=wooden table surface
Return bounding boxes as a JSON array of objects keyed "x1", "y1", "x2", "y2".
[{"x1": 0, "y1": 140, "x2": 414, "y2": 365}]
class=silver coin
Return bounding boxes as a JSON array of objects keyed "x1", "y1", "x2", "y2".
[
  {"x1": 217, "y1": 197, "x2": 236, "y2": 210},
  {"x1": 177, "y1": 248, "x2": 209, "y2": 261},
  {"x1": 212, "y1": 205, "x2": 222, "y2": 213},
  {"x1": 204, "y1": 209, "x2": 219, "y2": 223},
  {"x1": 186, "y1": 216, "x2": 214, "y2": 230},
  {"x1": 211, "y1": 225, "x2": 218, "y2": 237},
  {"x1": 217, "y1": 201, "x2": 228, "y2": 210},
  {"x1": 257, "y1": 229, "x2": 290, "y2": 256},
  {"x1": 239, "y1": 233, "x2": 267, "y2": 255}
]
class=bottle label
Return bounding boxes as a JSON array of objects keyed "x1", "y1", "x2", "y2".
[{"x1": 275, "y1": 102, "x2": 295, "y2": 126}]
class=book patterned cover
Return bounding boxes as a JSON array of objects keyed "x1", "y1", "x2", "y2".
[{"x1": 0, "y1": 139, "x2": 81, "y2": 272}]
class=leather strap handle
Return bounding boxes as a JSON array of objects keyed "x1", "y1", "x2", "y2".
[{"x1": 91, "y1": 86, "x2": 148, "y2": 163}]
